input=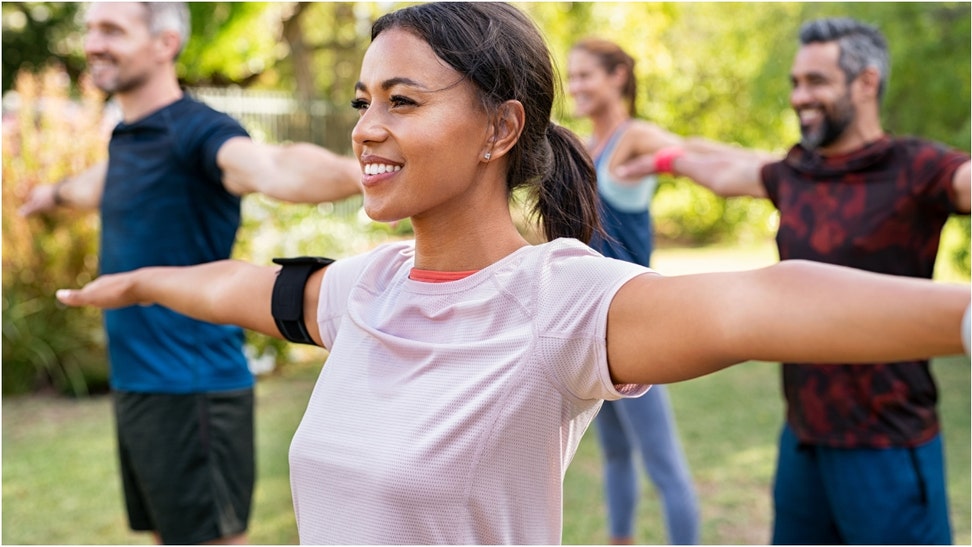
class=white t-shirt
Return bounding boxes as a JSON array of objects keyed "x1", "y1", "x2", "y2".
[{"x1": 289, "y1": 238, "x2": 652, "y2": 544}]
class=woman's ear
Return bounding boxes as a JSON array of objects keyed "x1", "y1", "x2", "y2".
[
  {"x1": 609, "y1": 64, "x2": 629, "y2": 90},
  {"x1": 482, "y1": 100, "x2": 525, "y2": 162}
]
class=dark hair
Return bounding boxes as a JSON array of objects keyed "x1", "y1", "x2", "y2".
[
  {"x1": 799, "y1": 17, "x2": 889, "y2": 102},
  {"x1": 571, "y1": 38, "x2": 638, "y2": 118},
  {"x1": 371, "y1": 2, "x2": 600, "y2": 243}
]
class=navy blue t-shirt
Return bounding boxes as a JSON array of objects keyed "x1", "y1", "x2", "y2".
[{"x1": 100, "y1": 95, "x2": 253, "y2": 393}]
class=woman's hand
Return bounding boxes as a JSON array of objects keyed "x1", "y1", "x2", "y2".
[{"x1": 57, "y1": 271, "x2": 148, "y2": 309}]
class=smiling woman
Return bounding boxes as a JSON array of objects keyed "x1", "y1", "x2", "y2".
[
  {"x1": 53, "y1": 2, "x2": 971, "y2": 544},
  {"x1": 350, "y1": 31, "x2": 502, "y2": 233}
]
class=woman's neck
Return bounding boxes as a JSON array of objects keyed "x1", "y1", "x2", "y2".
[{"x1": 410, "y1": 202, "x2": 530, "y2": 272}]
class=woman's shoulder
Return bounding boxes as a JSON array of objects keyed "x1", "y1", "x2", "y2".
[
  {"x1": 533, "y1": 239, "x2": 650, "y2": 278},
  {"x1": 532, "y1": 237, "x2": 598, "y2": 259},
  {"x1": 327, "y1": 240, "x2": 415, "y2": 285}
]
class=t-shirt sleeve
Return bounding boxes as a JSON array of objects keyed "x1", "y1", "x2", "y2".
[
  {"x1": 196, "y1": 110, "x2": 249, "y2": 185},
  {"x1": 175, "y1": 101, "x2": 249, "y2": 186},
  {"x1": 534, "y1": 241, "x2": 653, "y2": 402},
  {"x1": 909, "y1": 139, "x2": 969, "y2": 215},
  {"x1": 316, "y1": 242, "x2": 414, "y2": 349},
  {"x1": 316, "y1": 252, "x2": 373, "y2": 349},
  {"x1": 760, "y1": 158, "x2": 786, "y2": 206}
]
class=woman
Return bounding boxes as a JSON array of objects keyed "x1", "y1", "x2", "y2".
[
  {"x1": 567, "y1": 38, "x2": 698, "y2": 545},
  {"x1": 56, "y1": 3, "x2": 970, "y2": 544}
]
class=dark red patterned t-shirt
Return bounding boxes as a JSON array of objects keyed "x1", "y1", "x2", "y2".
[{"x1": 761, "y1": 136, "x2": 969, "y2": 448}]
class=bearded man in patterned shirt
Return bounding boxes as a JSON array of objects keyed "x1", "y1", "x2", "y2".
[{"x1": 616, "y1": 17, "x2": 970, "y2": 545}]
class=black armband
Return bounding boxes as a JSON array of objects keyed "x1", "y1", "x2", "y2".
[{"x1": 271, "y1": 256, "x2": 334, "y2": 345}]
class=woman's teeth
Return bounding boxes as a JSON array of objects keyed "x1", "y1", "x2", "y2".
[{"x1": 364, "y1": 164, "x2": 402, "y2": 175}]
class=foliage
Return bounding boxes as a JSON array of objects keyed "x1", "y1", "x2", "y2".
[
  {"x1": 181, "y1": 2, "x2": 276, "y2": 86},
  {"x1": 2, "y1": 66, "x2": 109, "y2": 396},
  {"x1": 1, "y1": 3, "x2": 84, "y2": 94}
]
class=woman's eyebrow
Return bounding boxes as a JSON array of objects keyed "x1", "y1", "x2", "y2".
[{"x1": 355, "y1": 77, "x2": 429, "y2": 93}]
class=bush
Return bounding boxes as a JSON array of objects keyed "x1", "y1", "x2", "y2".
[
  {"x1": 652, "y1": 177, "x2": 778, "y2": 245},
  {"x1": 2, "y1": 66, "x2": 110, "y2": 396}
]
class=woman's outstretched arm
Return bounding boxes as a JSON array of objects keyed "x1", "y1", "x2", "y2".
[
  {"x1": 607, "y1": 260, "x2": 970, "y2": 385},
  {"x1": 56, "y1": 260, "x2": 327, "y2": 346}
]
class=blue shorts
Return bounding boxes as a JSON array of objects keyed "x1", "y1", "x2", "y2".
[{"x1": 771, "y1": 424, "x2": 951, "y2": 544}]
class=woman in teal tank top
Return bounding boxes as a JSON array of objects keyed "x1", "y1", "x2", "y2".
[{"x1": 567, "y1": 38, "x2": 700, "y2": 545}]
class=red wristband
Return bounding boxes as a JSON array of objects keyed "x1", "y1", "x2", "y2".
[{"x1": 653, "y1": 146, "x2": 685, "y2": 175}]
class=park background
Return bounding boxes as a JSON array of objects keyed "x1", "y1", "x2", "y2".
[{"x1": 2, "y1": 2, "x2": 970, "y2": 544}]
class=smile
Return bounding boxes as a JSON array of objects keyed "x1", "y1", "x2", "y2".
[
  {"x1": 363, "y1": 163, "x2": 402, "y2": 175},
  {"x1": 797, "y1": 108, "x2": 823, "y2": 125}
]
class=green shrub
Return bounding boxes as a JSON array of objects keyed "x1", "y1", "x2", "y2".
[{"x1": 2, "y1": 66, "x2": 109, "y2": 396}]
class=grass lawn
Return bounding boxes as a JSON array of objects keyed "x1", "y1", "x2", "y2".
[{"x1": 3, "y1": 240, "x2": 969, "y2": 544}]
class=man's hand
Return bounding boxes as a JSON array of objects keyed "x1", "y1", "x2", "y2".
[{"x1": 19, "y1": 184, "x2": 59, "y2": 216}]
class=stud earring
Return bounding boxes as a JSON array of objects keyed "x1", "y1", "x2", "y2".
[{"x1": 484, "y1": 152, "x2": 491, "y2": 161}]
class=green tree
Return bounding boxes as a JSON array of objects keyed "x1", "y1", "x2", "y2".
[{"x1": 2, "y1": 3, "x2": 84, "y2": 93}]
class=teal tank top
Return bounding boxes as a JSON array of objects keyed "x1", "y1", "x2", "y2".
[{"x1": 595, "y1": 122, "x2": 658, "y2": 213}]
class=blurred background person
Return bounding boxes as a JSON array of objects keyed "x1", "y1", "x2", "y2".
[
  {"x1": 567, "y1": 37, "x2": 699, "y2": 545},
  {"x1": 616, "y1": 18, "x2": 970, "y2": 544},
  {"x1": 19, "y1": 3, "x2": 360, "y2": 544}
]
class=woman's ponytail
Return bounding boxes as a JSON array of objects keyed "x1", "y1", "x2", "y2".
[{"x1": 533, "y1": 122, "x2": 602, "y2": 243}]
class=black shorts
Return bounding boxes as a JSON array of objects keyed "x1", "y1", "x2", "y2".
[{"x1": 114, "y1": 389, "x2": 255, "y2": 544}]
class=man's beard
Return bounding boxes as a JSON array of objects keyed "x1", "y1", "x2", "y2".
[
  {"x1": 90, "y1": 57, "x2": 151, "y2": 95},
  {"x1": 98, "y1": 71, "x2": 151, "y2": 95},
  {"x1": 800, "y1": 93, "x2": 855, "y2": 151}
]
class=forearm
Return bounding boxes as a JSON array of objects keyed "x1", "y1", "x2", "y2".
[
  {"x1": 615, "y1": 142, "x2": 770, "y2": 198},
  {"x1": 272, "y1": 142, "x2": 362, "y2": 202},
  {"x1": 719, "y1": 261, "x2": 968, "y2": 363},
  {"x1": 682, "y1": 136, "x2": 778, "y2": 161},
  {"x1": 220, "y1": 138, "x2": 362, "y2": 203},
  {"x1": 20, "y1": 162, "x2": 106, "y2": 216},
  {"x1": 669, "y1": 150, "x2": 768, "y2": 198},
  {"x1": 55, "y1": 161, "x2": 107, "y2": 209},
  {"x1": 608, "y1": 262, "x2": 969, "y2": 385},
  {"x1": 58, "y1": 260, "x2": 283, "y2": 339}
]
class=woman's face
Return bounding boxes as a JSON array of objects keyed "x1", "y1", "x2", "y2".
[
  {"x1": 566, "y1": 48, "x2": 618, "y2": 119},
  {"x1": 351, "y1": 28, "x2": 493, "y2": 223}
]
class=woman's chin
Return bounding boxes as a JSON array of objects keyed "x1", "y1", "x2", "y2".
[{"x1": 362, "y1": 203, "x2": 405, "y2": 224}]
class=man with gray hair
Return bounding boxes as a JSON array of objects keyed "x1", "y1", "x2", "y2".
[
  {"x1": 616, "y1": 16, "x2": 969, "y2": 544},
  {"x1": 20, "y1": 2, "x2": 361, "y2": 544}
]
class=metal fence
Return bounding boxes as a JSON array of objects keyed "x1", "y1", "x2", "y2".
[
  {"x1": 189, "y1": 86, "x2": 362, "y2": 215},
  {"x1": 189, "y1": 86, "x2": 357, "y2": 155}
]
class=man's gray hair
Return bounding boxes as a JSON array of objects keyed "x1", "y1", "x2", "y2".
[
  {"x1": 799, "y1": 17, "x2": 890, "y2": 102},
  {"x1": 141, "y1": 2, "x2": 190, "y2": 58}
]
